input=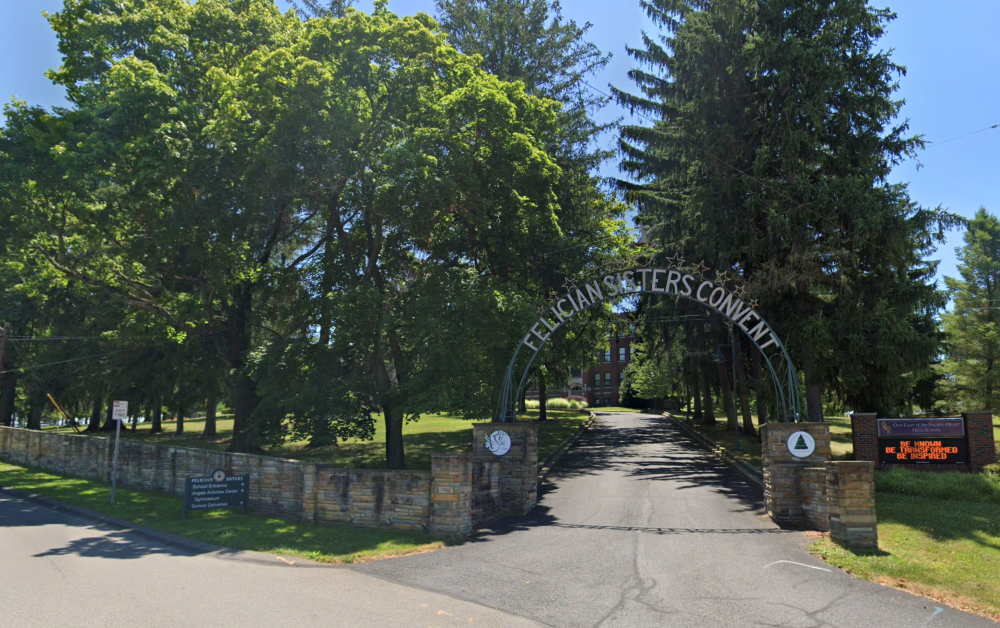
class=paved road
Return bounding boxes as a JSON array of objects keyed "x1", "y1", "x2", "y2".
[
  {"x1": 0, "y1": 493, "x2": 546, "y2": 628},
  {"x1": 361, "y1": 412, "x2": 998, "y2": 627},
  {"x1": 2, "y1": 412, "x2": 996, "y2": 627}
]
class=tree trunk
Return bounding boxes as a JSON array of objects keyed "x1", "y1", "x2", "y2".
[
  {"x1": 717, "y1": 361, "x2": 738, "y2": 431},
  {"x1": 538, "y1": 371, "x2": 547, "y2": 422},
  {"x1": 176, "y1": 402, "x2": 185, "y2": 435},
  {"x1": 203, "y1": 383, "x2": 217, "y2": 438},
  {"x1": 86, "y1": 387, "x2": 103, "y2": 432},
  {"x1": 1, "y1": 372, "x2": 18, "y2": 427},
  {"x1": 27, "y1": 390, "x2": 44, "y2": 430},
  {"x1": 801, "y1": 346, "x2": 824, "y2": 422},
  {"x1": 225, "y1": 285, "x2": 262, "y2": 452},
  {"x1": 701, "y1": 365, "x2": 716, "y2": 425},
  {"x1": 750, "y1": 348, "x2": 768, "y2": 425},
  {"x1": 986, "y1": 356, "x2": 994, "y2": 410},
  {"x1": 101, "y1": 399, "x2": 116, "y2": 431},
  {"x1": 692, "y1": 367, "x2": 703, "y2": 419},
  {"x1": 372, "y1": 349, "x2": 405, "y2": 470},
  {"x1": 383, "y1": 400, "x2": 405, "y2": 470},
  {"x1": 734, "y1": 337, "x2": 755, "y2": 436},
  {"x1": 150, "y1": 388, "x2": 163, "y2": 434},
  {"x1": 518, "y1": 388, "x2": 527, "y2": 414}
]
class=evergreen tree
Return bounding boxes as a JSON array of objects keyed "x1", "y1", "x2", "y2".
[
  {"x1": 615, "y1": 0, "x2": 954, "y2": 419},
  {"x1": 941, "y1": 208, "x2": 1000, "y2": 411}
]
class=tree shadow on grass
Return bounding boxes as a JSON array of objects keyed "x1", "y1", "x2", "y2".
[{"x1": 876, "y1": 493, "x2": 1000, "y2": 553}]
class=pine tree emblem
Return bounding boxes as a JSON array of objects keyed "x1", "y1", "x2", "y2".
[{"x1": 794, "y1": 434, "x2": 809, "y2": 450}]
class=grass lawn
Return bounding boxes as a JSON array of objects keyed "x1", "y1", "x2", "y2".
[
  {"x1": 47, "y1": 410, "x2": 590, "y2": 470},
  {"x1": 812, "y1": 492, "x2": 1000, "y2": 620},
  {"x1": 0, "y1": 462, "x2": 449, "y2": 564}
]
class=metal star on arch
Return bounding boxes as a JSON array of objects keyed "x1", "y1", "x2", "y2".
[
  {"x1": 690, "y1": 260, "x2": 709, "y2": 276},
  {"x1": 716, "y1": 269, "x2": 733, "y2": 285},
  {"x1": 664, "y1": 253, "x2": 685, "y2": 269},
  {"x1": 749, "y1": 299, "x2": 760, "y2": 309}
]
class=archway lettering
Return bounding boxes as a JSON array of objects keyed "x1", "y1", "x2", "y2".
[{"x1": 497, "y1": 263, "x2": 802, "y2": 423}]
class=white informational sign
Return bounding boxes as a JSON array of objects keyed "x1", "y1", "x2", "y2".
[
  {"x1": 787, "y1": 431, "x2": 816, "y2": 458},
  {"x1": 485, "y1": 430, "x2": 512, "y2": 457},
  {"x1": 112, "y1": 400, "x2": 129, "y2": 421}
]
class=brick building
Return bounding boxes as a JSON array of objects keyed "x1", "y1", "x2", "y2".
[{"x1": 585, "y1": 333, "x2": 632, "y2": 407}]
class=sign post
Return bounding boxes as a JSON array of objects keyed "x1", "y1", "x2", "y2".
[{"x1": 110, "y1": 400, "x2": 127, "y2": 505}]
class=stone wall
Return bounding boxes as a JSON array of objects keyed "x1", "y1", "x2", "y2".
[
  {"x1": 827, "y1": 461, "x2": 878, "y2": 551},
  {"x1": 0, "y1": 426, "x2": 466, "y2": 535},
  {"x1": 761, "y1": 423, "x2": 832, "y2": 526}
]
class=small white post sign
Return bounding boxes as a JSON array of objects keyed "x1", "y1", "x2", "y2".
[{"x1": 110, "y1": 400, "x2": 128, "y2": 505}]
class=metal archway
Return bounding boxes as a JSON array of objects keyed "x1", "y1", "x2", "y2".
[{"x1": 496, "y1": 264, "x2": 803, "y2": 423}]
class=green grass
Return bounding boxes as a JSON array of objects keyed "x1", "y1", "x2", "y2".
[
  {"x1": 876, "y1": 466, "x2": 1000, "y2": 504},
  {"x1": 0, "y1": 462, "x2": 450, "y2": 564},
  {"x1": 50, "y1": 410, "x2": 589, "y2": 470},
  {"x1": 812, "y1": 493, "x2": 1000, "y2": 620}
]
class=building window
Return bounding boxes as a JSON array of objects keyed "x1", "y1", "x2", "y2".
[
  {"x1": 619, "y1": 347, "x2": 627, "y2": 362},
  {"x1": 594, "y1": 373, "x2": 601, "y2": 388},
  {"x1": 604, "y1": 372, "x2": 611, "y2": 387},
  {"x1": 619, "y1": 371, "x2": 625, "y2": 385},
  {"x1": 604, "y1": 349, "x2": 611, "y2": 362}
]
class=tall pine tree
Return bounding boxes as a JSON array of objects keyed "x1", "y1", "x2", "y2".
[{"x1": 616, "y1": 0, "x2": 953, "y2": 419}]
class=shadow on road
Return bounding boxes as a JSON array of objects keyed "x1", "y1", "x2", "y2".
[
  {"x1": 0, "y1": 493, "x2": 203, "y2": 560},
  {"x1": 549, "y1": 413, "x2": 765, "y2": 512},
  {"x1": 464, "y1": 413, "x2": 771, "y2": 543}
]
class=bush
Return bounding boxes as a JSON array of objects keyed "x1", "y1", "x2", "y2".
[
  {"x1": 875, "y1": 467, "x2": 1000, "y2": 505},
  {"x1": 568, "y1": 400, "x2": 580, "y2": 409},
  {"x1": 567, "y1": 395, "x2": 588, "y2": 409},
  {"x1": 545, "y1": 397, "x2": 570, "y2": 409},
  {"x1": 985, "y1": 462, "x2": 1000, "y2": 478},
  {"x1": 525, "y1": 399, "x2": 540, "y2": 409}
]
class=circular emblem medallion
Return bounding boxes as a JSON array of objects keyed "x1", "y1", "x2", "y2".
[
  {"x1": 484, "y1": 430, "x2": 512, "y2": 456},
  {"x1": 786, "y1": 431, "x2": 816, "y2": 458},
  {"x1": 211, "y1": 469, "x2": 227, "y2": 482}
]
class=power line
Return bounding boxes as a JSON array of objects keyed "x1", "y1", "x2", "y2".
[
  {"x1": 926, "y1": 123, "x2": 999, "y2": 148},
  {"x1": 0, "y1": 345, "x2": 153, "y2": 376}
]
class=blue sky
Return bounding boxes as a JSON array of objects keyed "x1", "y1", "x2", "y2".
[{"x1": 2, "y1": 1, "x2": 997, "y2": 286}]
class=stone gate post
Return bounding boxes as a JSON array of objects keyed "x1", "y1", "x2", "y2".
[
  {"x1": 473, "y1": 422, "x2": 538, "y2": 518},
  {"x1": 760, "y1": 422, "x2": 831, "y2": 526}
]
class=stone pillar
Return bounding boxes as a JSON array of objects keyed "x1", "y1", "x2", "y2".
[
  {"x1": 473, "y1": 422, "x2": 538, "y2": 517},
  {"x1": 850, "y1": 412, "x2": 879, "y2": 465},
  {"x1": 800, "y1": 467, "x2": 830, "y2": 531},
  {"x1": 760, "y1": 422, "x2": 831, "y2": 527},
  {"x1": 964, "y1": 412, "x2": 997, "y2": 472},
  {"x1": 827, "y1": 461, "x2": 878, "y2": 551},
  {"x1": 430, "y1": 453, "x2": 473, "y2": 536}
]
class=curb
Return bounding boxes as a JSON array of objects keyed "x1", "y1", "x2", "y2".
[
  {"x1": 664, "y1": 414, "x2": 764, "y2": 489},
  {"x1": 538, "y1": 412, "x2": 598, "y2": 481},
  {"x1": 0, "y1": 484, "x2": 327, "y2": 568}
]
